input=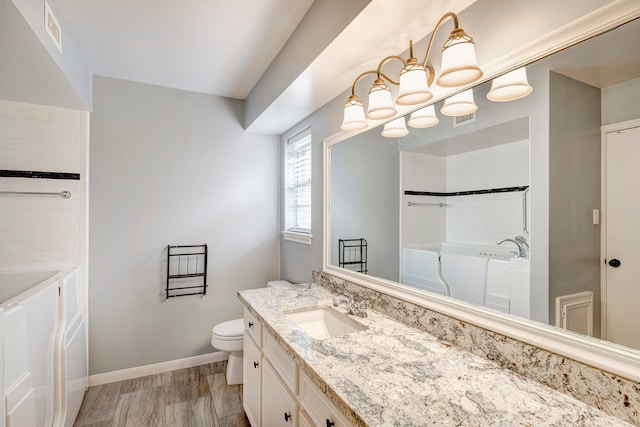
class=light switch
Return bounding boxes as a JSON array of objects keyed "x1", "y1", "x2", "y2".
[{"x1": 593, "y1": 209, "x2": 600, "y2": 225}]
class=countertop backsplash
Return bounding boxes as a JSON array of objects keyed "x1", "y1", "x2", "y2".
[{"x1": 313, "y1": 270, "x2": 640, "y2": 425}]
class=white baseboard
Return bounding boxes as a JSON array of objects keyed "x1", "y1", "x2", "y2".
[{"x1": 88, "y1": 351, "x2": 228, "y2": 387}]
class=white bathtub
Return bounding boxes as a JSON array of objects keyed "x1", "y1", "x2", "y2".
[
  {"x1": 0, "y1": 268, "x2": 87, "y2": 427},
  {"x1": 401, "y1": 244, "x2": 530, "y2": 317}
]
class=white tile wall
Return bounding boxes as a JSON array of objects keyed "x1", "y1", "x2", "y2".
[
  {"x1": 446, "y1": 192, "x2": 524, "y2": 244},
  {"x1": 401, "y1": 151, "x2": 446, "y2": 192},
  {"x1": 0, "y1": 99, "x2": 86, "y2": 272},
  {"x1": 401, "y1": 152, "x2": 447, "y2": 248},
  {"x1": 446, "y1": 140, "x2": 529, "y2": 244},
  {"x1": 446, "y1": 140, "x2": 529, "y2": 192},
  {"x1": 401, "y1": 140, "x2": 529, "y2": 249}
]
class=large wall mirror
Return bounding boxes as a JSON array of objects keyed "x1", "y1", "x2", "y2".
[{"x1": 325, "y1": 14, "x2": 640, "y2": 380}]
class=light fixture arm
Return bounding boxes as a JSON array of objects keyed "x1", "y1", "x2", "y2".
[
  {"x1": 349, "y1": 69, "x2": 399, "y2": 96},
  {"x1": 422, "y1": 12, "x2": 459, "y2": 68},
  {"x1": 376, "y1": 55, "x2": 404, "y2": 85}
]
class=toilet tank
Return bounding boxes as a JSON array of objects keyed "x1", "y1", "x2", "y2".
[{"x1": 267, "y1": 280, "x2": 292, "y2": 288}]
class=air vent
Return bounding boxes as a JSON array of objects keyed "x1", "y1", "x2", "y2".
[
  {"x1": 44, "y1": 1, "x2": 62, "y2": 53},
  {"x1": 453, "y1": 112, "x2": 476, "y2": 127}
]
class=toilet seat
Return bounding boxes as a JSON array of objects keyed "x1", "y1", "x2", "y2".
[{"x1": 212, "y1": 318, "x2": 244, "y2": 339}]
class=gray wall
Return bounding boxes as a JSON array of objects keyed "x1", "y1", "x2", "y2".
[
  {"x1": 548, "y1": 72, "x2": 602, "y2": 333},
  {"x1": 89, "y1": 77, "x2": 279, "y2": 375},
  {"x1": 602, "y1": 77, "x2": 640, "y2": 125},
  {"x1": 330, "y1": 132, "x2": 399, "y2": 281}
]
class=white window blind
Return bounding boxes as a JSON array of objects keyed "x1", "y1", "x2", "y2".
[{"x1": 284, "y1": 128, "x2": 312, "y2": 237}]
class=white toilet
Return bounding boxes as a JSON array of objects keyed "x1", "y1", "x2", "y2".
[{"x1": 211, "y1": 280, "x2": 292, "y2": 385}]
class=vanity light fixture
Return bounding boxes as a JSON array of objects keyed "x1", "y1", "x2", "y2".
[
  {"x1": 381, "y1": 117, "x2": 410, "y2": 138},
  {"x1": 341, "y1": 95, "x2": 368, "y2": 131},
  {"x1": 486, "y1": 67, "x2": 533, "y2": 102},
  {"x1": 367, "y1": 78, "x2": 397, "y2": 120},
  {"x1": 440, "y1": 88, "x2": 478, "y2": 116},
  {"x1": 407, "y1": 104, "x2": 439, "y2": 128},
  {"x1": 340, "y1": 12, "x2": 482, "y2": 132}
]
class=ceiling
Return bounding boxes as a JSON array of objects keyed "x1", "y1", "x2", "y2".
[
  {"x1": 549, "y1": 17, "x2": 640, "y2": 88},
  {"x1": 52, "y1": 0, "x2": 315, "y2": 100},
  {"x1": 49, "y1": 0, "x2": 477, "y2": 134}
]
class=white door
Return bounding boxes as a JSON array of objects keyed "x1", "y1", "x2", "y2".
[{"x1": 604, "y1": 124, "x2": 640, "y2": 349}]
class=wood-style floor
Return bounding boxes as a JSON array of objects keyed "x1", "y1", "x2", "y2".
[{"x1": 73, "y1": 361, "x2": 250, "y2": 427}]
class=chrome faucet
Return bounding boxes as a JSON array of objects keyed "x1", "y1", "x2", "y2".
[
  {"x1": 333, "y1": 290, "x2": 368, "y2": 318},
  {"x1": 497, "y1": 237, "x2": 528, "y2": 258},
  {"x1": 514, "y1": 236, "x2": 529, "y2": 254}
]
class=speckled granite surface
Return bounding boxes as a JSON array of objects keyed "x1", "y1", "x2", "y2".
[
  {"x1": 238, "y1": 284, "x2": 631, "y2": 427},
  {"x1": 313, "y1": 270, "x2": 640, "y2": 425}
]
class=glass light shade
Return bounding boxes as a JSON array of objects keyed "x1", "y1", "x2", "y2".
[
  {"x1": 440, "y1": 89, "x2": 478, "y2": 116},
  {"x1": 340, "y1": 95, "x2": 368, "y2": 131},
  {"x1": 437, "y1": 35, "x2": 483, "y2": 87},
  {"x1": 381, "y1": 117, "x2": 409, "y2": 138},
  {"x1": 396, "y1": 61, "x2": 433, "y2": 106},
  {"x1": 408, "y1": 105, "x2": 439, "y2": 128},
  {"x1": 486, "y1": 67, "x2": 533, "y2": 102},
  {"x1": 367, "y1": 79, "x2": 397, "y2": 120}
]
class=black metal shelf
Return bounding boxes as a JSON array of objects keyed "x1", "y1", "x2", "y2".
[
  {"x1": 166, "y1": 244, "x2": 207, "y2": 298},
  {"x1": 339, "y1": 238, "x2": 367, "y2": 274}
]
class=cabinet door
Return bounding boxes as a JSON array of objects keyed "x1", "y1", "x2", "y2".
[
  {"x1": 243, "y1": 332, "x2": 261, "y2": 427},
  {"x1": 299, "y1": 410, "x2": 314, "y2": 427},
  {"x1": 262, "y1": 361, "x2": 298, "y2": 426}
]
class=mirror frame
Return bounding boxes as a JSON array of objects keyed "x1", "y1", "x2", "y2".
[{"x1": 323, "y1": 2, "x2": 640, "y2": 382}]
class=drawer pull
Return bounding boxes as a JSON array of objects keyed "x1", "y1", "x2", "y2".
[
  {"x1": 248, "y1": 321, "x2": 254, "y2": 328},
  {"x1": 284, "y1": 412, "x2": 291, "y2": 422},
  {"x1": 326, "y1": 419, "x2": 335, "y2": 427},
  {"x1": 253, "y1": 361, "x2": 259, "y2": 368}
]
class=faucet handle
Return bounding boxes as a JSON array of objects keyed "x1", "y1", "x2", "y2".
[{"x1": 340, "y1": 290, "x2": 354, "y2": 301}]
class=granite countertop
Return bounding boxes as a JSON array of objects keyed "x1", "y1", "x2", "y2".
[{"x1": 238, "y1": 284, "x2": 631, "y2": 427}]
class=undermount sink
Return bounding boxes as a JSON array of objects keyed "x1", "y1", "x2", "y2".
[{"x1": 285, "y1": 306, "x2": 366, "y2": 339}]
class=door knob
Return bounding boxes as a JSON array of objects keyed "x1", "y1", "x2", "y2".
[
  {"x1": 284, "y1": 412, "x2": 291, "y2": 422},
  {"x1": 608, "y1": 258, "x2": 621, "y2": 268}
]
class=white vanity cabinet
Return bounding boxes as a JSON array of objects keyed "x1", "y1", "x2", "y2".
[
  {"x1": 242, "y1": 308, "x2": 352, "y2": 427},
  {"x1": 299, "y1": 371, "x2": 351, "y2": 427}
]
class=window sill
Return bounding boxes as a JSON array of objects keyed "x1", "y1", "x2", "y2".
[{"x1": 282, "y1": 230, "x2": 313, "y2": 245}]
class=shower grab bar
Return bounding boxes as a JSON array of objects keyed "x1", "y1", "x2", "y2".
[
  {"x1": 523, "y1": 188, "x2": 529, "y2": 236},
  {"x1": 0, "y1": 190, "x2": 71, "y2": 198},
  {"x1": 407, "y1": 201, "x2": 449, "y2": 207}
]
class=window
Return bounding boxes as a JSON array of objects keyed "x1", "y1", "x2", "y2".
[{"x1": 283, "y1": 128, "x2": 312, "y2": 244}]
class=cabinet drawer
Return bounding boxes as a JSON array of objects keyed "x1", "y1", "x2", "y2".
[
  {"x1": 244, "y1": 307, "x2": 262, "y2": 346},
  {"x1": 300, "y1": 371, "x2": 351, "y2": 427},
  {"x1": 263, "y1": 330, "x2": 298, "y2": 395}
]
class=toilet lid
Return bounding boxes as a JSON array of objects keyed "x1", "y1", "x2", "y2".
[{"x1": 212, "y1": 318, "x2": 244, "y2": 337}]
